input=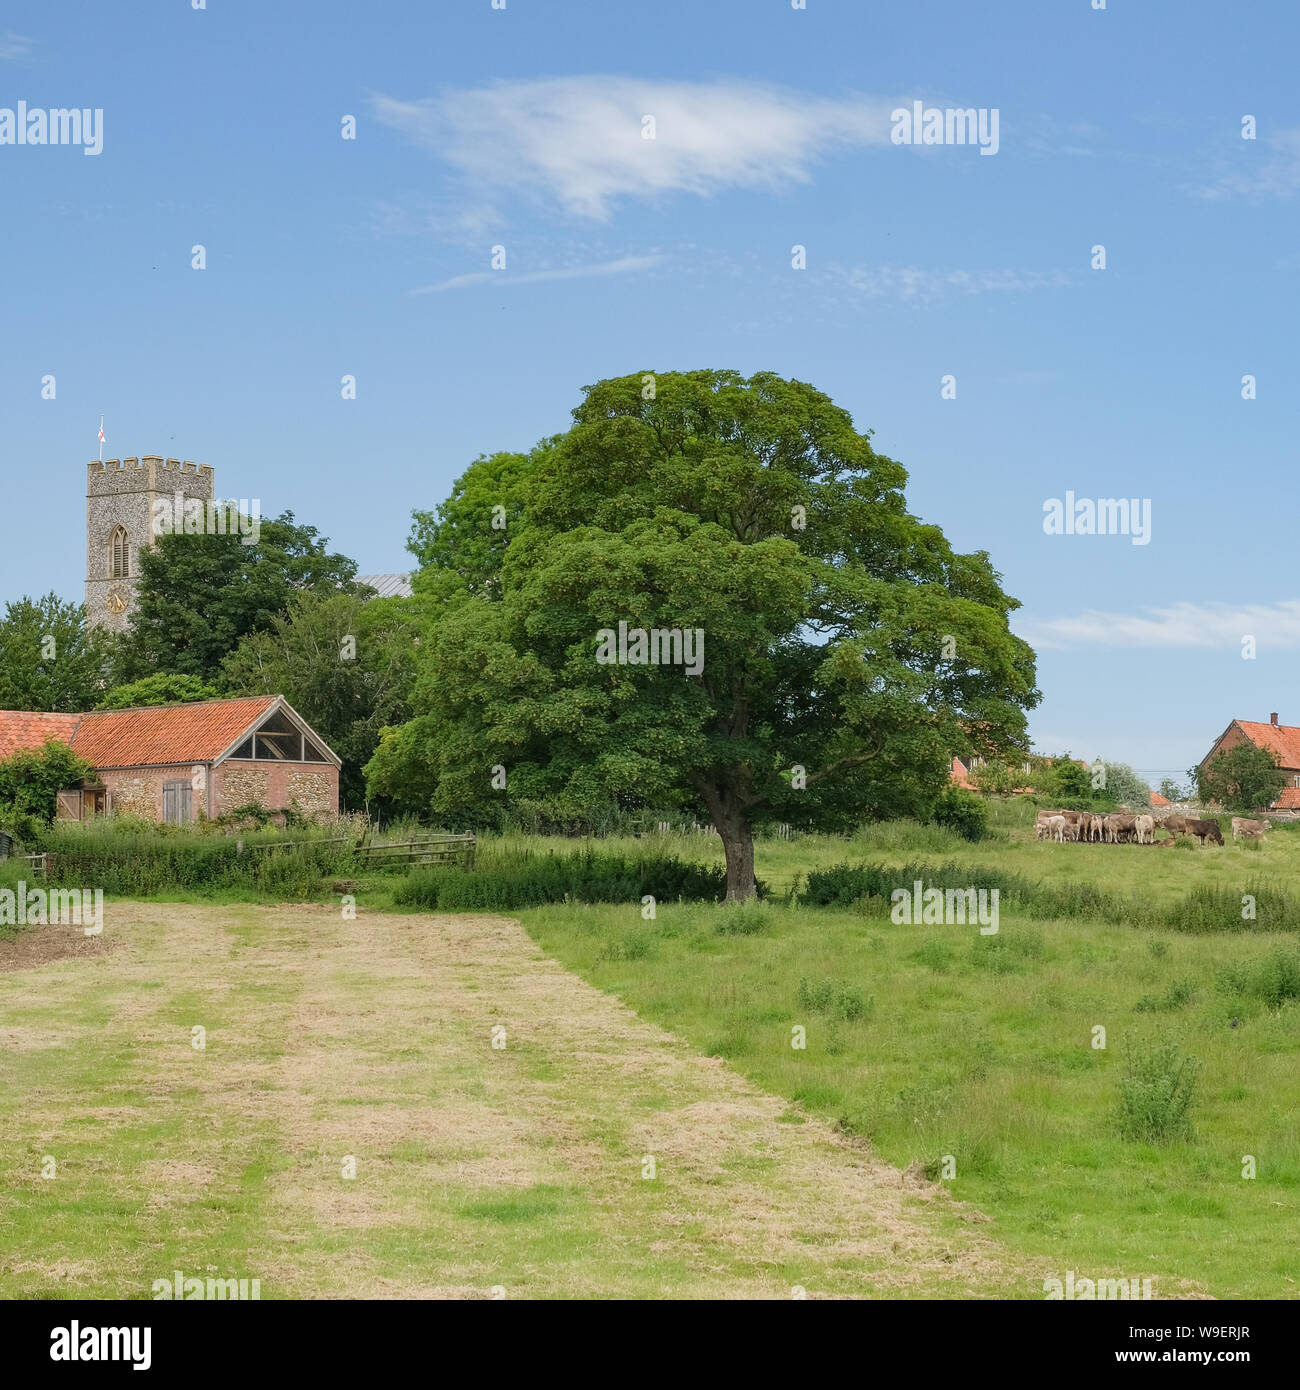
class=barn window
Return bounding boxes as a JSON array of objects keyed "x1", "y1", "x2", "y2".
[
  {"x1": 1293, "y1": 775, "x2": 1299, "y2": 790},
  {"x1": 109, "y1": 526, "x2": 130, "y2": 578}
]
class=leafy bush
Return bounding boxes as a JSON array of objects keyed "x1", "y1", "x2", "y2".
[
  {"x1": 1135, "y1": 979, "x2": 1194, "y2": 1013},
  {"x1": 714, "y1": 901, "x2": 772, "y2": 936},
  {"x1": 0, "y1": 741, "x2": 96, "y2": 824},
  {"x1": 931, "y1": 786, "x2": 987, "y2": 842},
  {"x1": 1116, "y1": 1035, "x2": 1200, "y2": 1143},
  {"x1": 1217, "y1": 948, "x2": 1300, "y2": 1009},
  {"x1": 35, "y1": 820, "x2": 356, "y2": 897},
  {"x1": 796, "y1": 977, "x2": 870, "y2": 1021}
]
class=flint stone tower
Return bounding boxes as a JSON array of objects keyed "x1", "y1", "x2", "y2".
[{"x1": 86, "y1": 456, "x2": 215, "y2": 631}]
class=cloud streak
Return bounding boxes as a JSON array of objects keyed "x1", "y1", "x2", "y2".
[
  {"x1": 845, "y1": 264, "x2": 1072, "y2": 304},
  {"x1": 1021, "y1": 600, "x2": 1300, "y2": 651},
  {"x1": 0, "y1": 31, "x2": 33, "y2": 60},
  {"x1": 414, "y1": 252, "x2": 661, "y2": 294},
  {"x1": 371, "y1": 77, "x2": 899, "y2": 219},
  {"x1": 1197, "y1": 128, "x2": 1300, "y2": 200}
]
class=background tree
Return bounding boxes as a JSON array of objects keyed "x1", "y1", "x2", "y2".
[
  {"x1": 222, "y1": 591, "x2": 418, "y2": 808},
  {"x1": 1037, "y1": 756, "x2": 1093, "y2": 802},
  {"x1": 969, "y1": 760, "x2": 1021, "y2": 796},
  {"x1": 1195, "y1": 745, "x2": 1285, "y2": 812},
  {"x1": 97, "y1": 673, "x2": 220, "y2": 708},
  {"x1": 407, "y1": 446, "x2": 552, "y2": 605},
  {"x1": 368, "y1": 370, "x2": 1039, "y2": 899},
  {"x1": 1158, "y1": 777, "x2": 1187, "y2": 802},
  {"x1": 0, "y1": 595, "x2": 113, "y2": 712},
  {"x1": 114, "y1": 512, "x2": 359, "y2": 683},
  {"x1": 1099, "y1": 761, "x2": 1151, "y2": 808}
]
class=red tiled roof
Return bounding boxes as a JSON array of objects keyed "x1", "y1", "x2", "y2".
[
  {"x1": 69, "y1": 696, "x2": 277, "y2": 767},
  {"x1": 0, "y1": 711, "x2": 83, "y2": 759},
  {"x1": 950, "y1": 756, "x2": 976, "y2": 789},
  {"x1": 1231, "y1": 720, "x2": 1300, "y2": 770},
  {"x1": 1151, "y1": 791, "x2": 1170, "y2": 807},
  {"x1": 1272, "y1": 786, "x2": 1300, "y2": 809}
]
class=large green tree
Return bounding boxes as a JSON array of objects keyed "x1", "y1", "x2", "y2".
[
  {"x1": 221, "y1": 591, "x2": 419, "y2": 808},
  {"x1": 368, "y1": 371, "x2": 1039, "y2": 899},
  {"x1": 0, "y1": 594, "x2": 113, "y2": 712},
  {"x1": 114, "y1": 513, "x2": 359, "y2": 682},
  {"x1": 1195, "y1": 744, "x2": 1285, "y2": 813}
]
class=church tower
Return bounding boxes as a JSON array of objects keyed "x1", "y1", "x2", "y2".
[{"x1": 85, "y1": 456, "x2": 215, "y2": 631}]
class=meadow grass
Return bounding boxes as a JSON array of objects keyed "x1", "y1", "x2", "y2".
[{"x1": 518, "y1": 814, "x2": 1300, "y2": 1299}]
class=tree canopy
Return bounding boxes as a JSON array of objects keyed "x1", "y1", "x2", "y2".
[
  {"x1": 368, "y1": 370, "x2": 1039, "y2": 898},
  {"x1": 221, "y1": 591, "x2": 418, "y2": 808},
  {"x1": 0, "y1": 594, "x2": 112, "y2": 712},
  {"x1": 114, "y1": 512, "x2": 359, "y2": 683},
  {"x1": 1195, "y1": 743, "x2": 1286, "y2": 813}
]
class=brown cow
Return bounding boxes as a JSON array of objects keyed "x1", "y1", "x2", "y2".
[
  {"x1": 1163, "y1": 815, "x2": 1188, "y2": 837},
  {"x1": 1232, "y1": 817, "x2": 1269, "y2": 841},
  {"x1": 1186, "y1": 817, "x2": 1224, "y2": 846},
  {"x1": 1106, "y1": 814, "x2": 1136, "y2": 844}
]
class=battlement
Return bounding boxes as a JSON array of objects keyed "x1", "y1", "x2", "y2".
[{"x1": 90, "y1": 456, "x2": 213, "y2": 479}]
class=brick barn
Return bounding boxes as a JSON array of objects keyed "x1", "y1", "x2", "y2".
[
  {"x1": 0, "y1": 696, "x2": 340, "y2": 824},
  {"x1": 1199, "y1": 713, "x2": 1300, "y2": 810}
]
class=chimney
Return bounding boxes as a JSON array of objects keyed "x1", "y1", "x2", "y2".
[{"x1": 1271, "y1": 712, "x2": 1279, "y2": 727}]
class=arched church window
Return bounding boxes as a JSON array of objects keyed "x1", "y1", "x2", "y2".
[{"x1": 109, "y1": 526, "x2": 130, "y2": 579}]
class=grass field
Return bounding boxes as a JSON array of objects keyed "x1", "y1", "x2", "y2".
[
  {"x1": 0, "y1": 902, "x2": 1025, "y2": 1299},
  {"x1": 520, "y1": 811, "x2": 1300, "y2": 1299},
  {"x1": 3, "y1": 803, "x2": 1297, "y2": 1299}
]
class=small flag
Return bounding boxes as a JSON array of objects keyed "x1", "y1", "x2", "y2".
[{"x1": 98, "y1": 421, "x2": 105, "y2": 443}]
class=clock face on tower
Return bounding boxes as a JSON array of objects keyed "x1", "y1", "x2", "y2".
[{"x1": 106, "y1": 588, "x2": 129, "y2": 615}]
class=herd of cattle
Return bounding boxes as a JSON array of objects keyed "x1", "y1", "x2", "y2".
[{"x1": 1034, "y1": 810, "x2": 1272, "y2": 847}]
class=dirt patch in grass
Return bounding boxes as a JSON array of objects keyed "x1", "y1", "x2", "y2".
[{"x1": 0, "y1": 923, "x2": 121, "y2": 972}]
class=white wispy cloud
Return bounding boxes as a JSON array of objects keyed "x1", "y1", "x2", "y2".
[
  {"x1": 0, "y1": 31, "x2": 33, "y2": 60},
  {"x1": 414, "y1": 252, "x2": 661, "y2": 294},
  {"x1": 1197, "y1": 128, "x2": 1300, "y2": 200},
  {"x1": 370, "y1": 77, "x2": 899, "y2": 219},
  {"x1": 845, "y1": 265, "x2": 1072, "y2": 304},
  {"x1": 1020, "y1": 600, "x2": 1300, "y2": 651}
]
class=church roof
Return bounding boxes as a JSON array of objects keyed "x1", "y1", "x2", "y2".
[{"x1": 356, "y1": 573, "x2": 413, "y2": 599}]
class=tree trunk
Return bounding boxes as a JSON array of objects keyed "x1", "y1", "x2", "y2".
[
  {"x1": 695, "y1": 779, "x2": 757, "y2": 903},
  {"x1": 719, "y1": 816, "x2": 756, "y2": 902}
]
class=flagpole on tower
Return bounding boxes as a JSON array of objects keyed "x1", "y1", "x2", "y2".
[{"x1": 97, "y1": 414, "x2": 105, "y2": 462}]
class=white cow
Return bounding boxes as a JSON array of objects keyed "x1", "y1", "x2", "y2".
[
  {"x1": 1134, "y1": 814, "x2": 1155, "y2": 844},
  {"x1": 1045, "y1": 815, "x2": 1067, "y2": 843}
]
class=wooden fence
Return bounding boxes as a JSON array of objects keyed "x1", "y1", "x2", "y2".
[{"x1": 353, "y1": 832, "x2": 476, "y2": 870}]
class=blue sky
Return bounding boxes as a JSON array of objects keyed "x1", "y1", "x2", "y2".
[{"x1": 1, "y1": 0, "x2": 1297, "y2": 775}]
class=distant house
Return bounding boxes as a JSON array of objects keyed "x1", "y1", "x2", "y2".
[
  {"x1": 356, "y1": 573, "x2": 413, "y2": 599},
  {"x1": 0, "y1": 696, "x2": 340, "y2": 825},
  {"x1": 951, "y1": 754, "x2": 1088, "y2": 796},
  {"x1": 1199, "y1": 713, "x2": 1300, "y2": 809}
]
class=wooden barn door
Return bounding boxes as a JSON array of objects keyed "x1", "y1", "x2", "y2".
[{"x1": 163, "y1": 781, "x2": 193, "y2": 826}]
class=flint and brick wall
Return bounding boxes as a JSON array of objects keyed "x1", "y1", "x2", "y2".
[{"x1": 213, "y1": 760, "x2": 338, "y2": 820}]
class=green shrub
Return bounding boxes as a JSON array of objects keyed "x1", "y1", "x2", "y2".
[
  {"x1": 1116, "y1": 1035, "x2": 1200, "y2": 1143},
  {"x1": 931, "y1": 787, "x2": 988, "y2": 842},
  {"x1": 1135, "y1": 979, "x2": 1194, "y2": 1013},
  {"x1": 1217, "y1": 948, "x2": 1300, "y2": 1009},
  {"x1": 714, "y1": 901, "x2": 772, "y2": 936},
  {"x1": 34, "y1": 820, "x2": 356, "y2": 897},
  {"x1": 796, "y1": 977, "x2": 871, "y2": 1021},
  {"x1": 393, "y1": 848, "x2": 730, "y2": 911}
]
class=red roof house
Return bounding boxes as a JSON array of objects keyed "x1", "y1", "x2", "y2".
[
  {"x1": 0, "y1": 696, "x2": 340, "y2": 824},
  {"x1": 1199, "y1": 713, "x2": 1300, "y2": 809}
]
